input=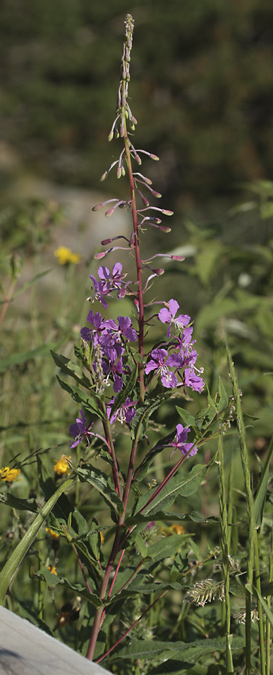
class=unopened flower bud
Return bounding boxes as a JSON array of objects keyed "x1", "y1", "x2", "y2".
[
  {"x1": 105, "y1": 207, "x2": 115, "y2": 217},
  {"x1": 101, "y1": 238, "x2": 112, "y2": 245},
  {"x1": 92, "y1": 203, "x2": 104, "y2": 211},
  {"x1": 162, "y1": 209, "x2": 174, "y2": 216},
  {"x1": 150, "y1": 154, "x2": 160, "y2": 161},
  {"x1": 94, "y1": 251, "x2": 108, "y2": 260},
  {"x1": 108, "y1": 131, "x2": 114, "y2": 142},
  {"x1": 171, "y1": 255, "x2": 184, "y2": 261},
  {"x1": 100, "y1": 172, "x2": 108, "y2": 182},
  {"x1": 117, "y1": 167, "x2": 122, "y2": 179}
]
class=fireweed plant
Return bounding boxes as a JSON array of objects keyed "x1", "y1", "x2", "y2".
[
  {"x1": 48, "y1": 16, "x2": 231, "y2": 668},
  {"x1": 4, "y1": 14, "x2": 271, "y2": 675},
  {"x1": 55, "y1": 15, "x2": 227, "y2": 667}
]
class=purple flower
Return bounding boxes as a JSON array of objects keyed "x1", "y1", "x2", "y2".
[
  {"x1": 158, "y1": 300, "x2": 190, "y2": 338},
  {"x1": 69, "y1": 410, "x2": 94, "y2": 448},
  {"x1": 102, "y1": 357, "x2": 124, "y2": 393},
  {"x1": 116, "y1": 316, "x2": 137, "y2": 342},
  {"x1": 100, "y1": 316, "x2": 137, "y2": 355},
  {"x1": 145, "y1": 348, "x2": 183, "y2": 389},
  {"x1": 184, "y1": 368, "x2": 204, "y2": 393},
  {"x1": 169, "y1": 424, "x2": 197, "y2": 458},
  {"x1": 89, "y1": 263, "x2": 129, "y2": 308},
  {"x1": 107, "y1": 397, "x2": 136, "y2": 424},
  {"x1": 98, "y1": 262, "x2": 127, "y2": 290},
  {"x1": 81, "y1": 310, "x2": 117, "y2": 348}
]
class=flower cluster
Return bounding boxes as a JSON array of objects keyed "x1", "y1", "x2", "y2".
[
  {"x1": 145, "y1": 299, "x2": 204, "y2": 393},
  {"x1": 81, "y1": 302, "x2": 137, "y2": 396}
]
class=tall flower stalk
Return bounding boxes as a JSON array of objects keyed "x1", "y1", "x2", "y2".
[
  {"x1": 47, "y1": 15, "x2": 234, "y2": 667},
  {"x1": 82, "y1": 14, "x2": 205, "y2": 661}
]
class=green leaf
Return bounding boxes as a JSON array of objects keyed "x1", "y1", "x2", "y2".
[
  {"x1": 0, "y1": 344, "x2": 56, "y2": 373},
  {"x1": 0, "y1": 492, "x2": 38, "y2": 513},
  {"x1": 146, "y1": 534, "x2": 188, "y2": 564},
  {"x1": 217, "y1": 377, "x2": 229, "y2": 413},
  {"x1": 73, "y1": 463, "x2": 123, "y2": 516},
  {"x1": 176, "y1": 407, "x2": 196, "y2": 427},
  {"x1": 131, "y1": 392, "x2": 174, "y2": 441},
  {"x1": 0, "y1": 478, "x2": 73, "y2": 603},
  {"x1": 113, "y1": 636, "x2": 244, "y2": 663},
  {"x1": 254, "y1": 433, "x2": 273, "y2": 527},
  {"x1": 34, "y1": 567, "x2": 61, "y2": 586},
  {"x1": 56, "y1": 375, "x2": 103, "y2": 418},
  {"x1": 134, "y1": 430, "x2": 176, "y2": 482},
  {"x1": 51, "y1": 350, "x2": 91, "y2": 388},
  {"x1": 135, "y1": 464, "x2": 207, "y2": 516},
  {"x1": 125, "y1": 510, "x2": 218, "y2": 527}
]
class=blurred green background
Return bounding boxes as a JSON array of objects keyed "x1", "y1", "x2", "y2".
[{"x1": 1, "y1": 0, "x2": 273, "y2": 463}]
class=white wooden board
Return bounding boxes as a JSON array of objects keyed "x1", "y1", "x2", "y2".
[{"x1": 0, "y1": 606, "x2": 111, "y2": 674}]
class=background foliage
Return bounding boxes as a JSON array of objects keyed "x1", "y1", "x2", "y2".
[{"x1": 1, "y1": 2, "x2": 273, "y2": 672}]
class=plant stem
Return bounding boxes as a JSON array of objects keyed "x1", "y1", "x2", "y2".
[
  {"x1": 227, "y1": 347, "x2": 255, "y2": 675},
  {"x1": 218, "y1": 433, "x2": 234, "y2": 674}
]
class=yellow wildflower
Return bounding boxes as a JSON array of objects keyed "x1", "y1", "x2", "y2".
[
  {"x1": 48, "y1": 565, "x2": 58, "y2": 575},
  {"x1": 160, "y1": 523, "x2": 185, "y2": 537},
  {"x1": 54, "y1": 246, "x2": 81, "y2": 265},
  {"x1": 0, "y1": 467, "x2": 21, "y2": 483},
  {"x1": 54, "y1": 455, "x2": 71, "y2": 476},
  {"x1": 169, "y1": 524, "x2": 185, "y2": 535},
  {"x1": 99, "y1": 531, "x2": 104, "y2": 544},
  {"x1": 46, "y1": 527, "x2": 60, "y2": 540}
]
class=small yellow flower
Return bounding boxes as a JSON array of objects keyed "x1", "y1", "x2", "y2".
[
  {"x1": 0, "y1": 467, "x2": 21, "y2": 483},
  {"x1": 169, "y1": 524, "x2": 185, "y2": 535},
  {"x1": 46, "y1": 527, "x2": 60, "y2": 540},
  {"x1": 160, "y1": 523, "x2": 185, "y2": 537},
  {"x1": 54, "y1": 246, "x2": 81, "y2": 265},
  {"x1": 99, "y1": 531, "x2": 104, "y2": 544},
  {"x1": 48, "y1": 565, "x2": 58, "y2": 575},
  {"x1": 54, "y1": 455, "x2": 71, "y2": 476}
]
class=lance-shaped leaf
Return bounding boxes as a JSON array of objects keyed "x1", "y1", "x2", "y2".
[
  {"x1": 56, "y1": 375, "x2": 103, "y2": 418},
  {"x1": 113, "y1": 636, "x2": 244, "y2": 663},
  {"x1": 254, "y1": 433, "x2": 273, "y2": 527},
  {"x1": 72, "y1": 464, "x2": 124, "y2": 516},
  {"x1": 134, "y1": 464, "x2": 207, "y2": 517},
  {"x1": 51, "y1": 350, "x2": 91, "y2": 388},
  {"x1": 125, "y1": 510, "x2": 218, "y2": 527},
  {"x1": 0, "y1": 492, "x2": 38, "y2": 513},
  {"x1": 134, "y1": 430, "x2": 176, "y2": 482},
  {"x1": 0, "y1": 478, "x2": 73, "y2": 603},
  {"x1": 131, "y1": 391, "x2": 174, "y2": 441}
]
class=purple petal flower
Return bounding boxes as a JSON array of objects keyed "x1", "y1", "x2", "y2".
[
  {"x1": 69, "y1": 410, "x2": 94, "y2": 448},
  {"x1": 106, "y1": 397, "x2": 136, "y2": 424},
  {"x1": 184, "y1": 368, "x2": 204, "y2": 393},
  {"x1": 117, "y1": 316, "x2": 137, "y2": 342},
  {"x1": 145, "y1": 348, "x2": 182, "y2": 389},
  {"x1": 158, "y1": 299, "x2": 190, "y2": 338},
  {"x1": 169, "y1": 424, "x2": 197, "y2": 458}
]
